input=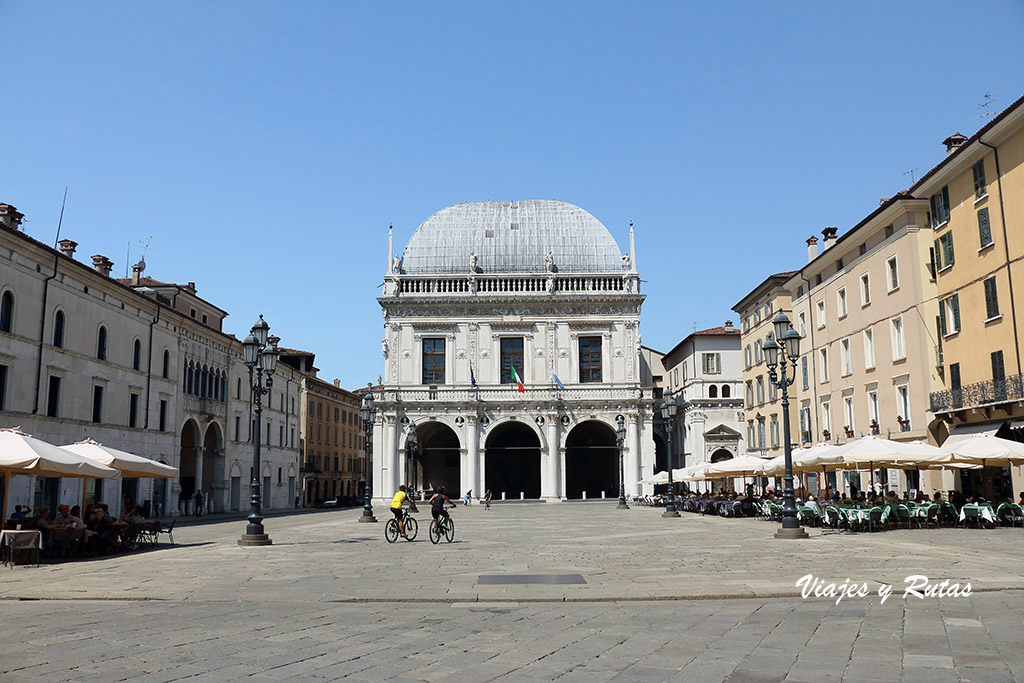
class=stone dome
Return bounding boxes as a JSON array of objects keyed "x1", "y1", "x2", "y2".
[{"x1": 399, "y1": 200, "x2": 624, "y2": 275}]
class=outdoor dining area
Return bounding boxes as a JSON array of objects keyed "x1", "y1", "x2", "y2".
[
  {"x1": 1, "y1": 428, "x2": 177, "y2": 566},
  {"x1": 638, "y1": 433, "x2": 1024, "y2": 533}
]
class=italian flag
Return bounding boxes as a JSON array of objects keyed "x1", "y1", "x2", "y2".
[{"x1": 511, "y1": 365, "x2": 525, "y2": 393}]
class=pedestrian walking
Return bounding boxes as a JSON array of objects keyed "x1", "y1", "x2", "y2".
[
  {"x1": 484, "y1": 489, "x2": 492, "y2": 510},
  {"x1": 464, "y1": 489, "x2": 472, "y2": 506},
  {"x1": 193, "y1": 489, "x2": 204, "y2": 517}
]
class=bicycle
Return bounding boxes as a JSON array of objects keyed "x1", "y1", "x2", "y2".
[
  {"x1": 429, "y1": 506, "x2": 456, "y2": 544},
  {"x1": 385, "y1": 507, "x2": 418, "y2": 543}
]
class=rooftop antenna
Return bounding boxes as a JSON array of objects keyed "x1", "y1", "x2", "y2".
[
  {"x1": 967, "y1": 89, "x2": 1004, "y2": 122},
  {"x1": 53, "y1": 186, "x2": 68, "y2": 248},
  {"x1": 903, "y1": 167, "x2": 920, "y2": 183},
  {"x1": 125, "y1": 236, "x2": 156, "y2": 277}
]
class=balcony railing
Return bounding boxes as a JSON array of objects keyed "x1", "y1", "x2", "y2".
[
  {"x1": 929, "y1": 374, "x2": 1024, "y2": 413},
  {"x1": 377, "y1": 384, "x2": 648, "y2": 406},
  {"x1": 393, "y1": 273, "x2": 635, "y2": 297},
  {"x1": 183, "y1": 395, "x2": 228, "y2": 418}
]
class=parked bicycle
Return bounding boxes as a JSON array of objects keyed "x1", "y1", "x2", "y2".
[
  {"x1": 385, "y1": 507, "x2": 418, "y2": 543},
  {"x1": 429, "y1": 506, "x2": 456, "y2": 544}
]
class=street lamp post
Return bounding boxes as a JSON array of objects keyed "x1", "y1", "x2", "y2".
[
  {"x1": 358, "y1": 384, "x2": 377, "y2": 523},
  {"x1": 238, "y1": 315, "x2": 278, "y2": 547},
  {"x1": 763, "y1": 311, "x2": 808, "y2": 539},
  {"x1": 659, "y1": 394, "x2": 680, "y2": 518},
  {"x1": 615, "y1": 415, "x2": 628, "y2": 509}
]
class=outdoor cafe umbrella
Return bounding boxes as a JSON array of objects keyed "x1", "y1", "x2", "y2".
[
  {"x1": 60, "y1": 439, "x2": 178, "y2": 479},
  {"x1": 639, "y1": 471, "x2": 670, "y2": 485},
  {"x1": 936, "y1": 433, "x2": 1024, "y2": 468},
  {"x1": 703, "y1": 454, "x2": 772, "y2": 492},
  {"x1": 0, "y1": 428, "x2": 119, "y2": 518},
  {"x1": 832, "y1": 435, "x2": 945, "y2": 491}
]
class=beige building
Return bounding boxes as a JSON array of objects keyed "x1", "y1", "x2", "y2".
[
  {"x1": 784, "y1": 198, "x2": 944, "y2": 494},
  {"x1": 0, "y1": 202, "x2": 302, "y2": 518},
  {"x1": 281, "y1": 348, "x2": 365, "y2": 507},
  {"x1": 918, "y1": 94, "x2": 1024, "y2": 499},
  {"x1": 733, "y1": 272, "x2": 797, "y2": 459}
]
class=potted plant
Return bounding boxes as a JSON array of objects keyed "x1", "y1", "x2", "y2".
[
  {"x1": 801, "y1": 430, "x2": 810, "y2": 443},
  {"x1": 822, "y1": 429, "x2": 831, "y2": 440},
  {"x1": 897, "y1": 415, "x2": 911, "y2": 431},
  {"x1": 844, "y1": 426, "x2": 855, "y2": 438},
  {"x1": 869, "y1": 419, "x2": 880, "y2": 435}
]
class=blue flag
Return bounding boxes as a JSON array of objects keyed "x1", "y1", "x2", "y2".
[
  {"x1": 552, "y1": 372, "x2": 565, "y2": 390},
  {"x1": 470, "y1": 366, "x2": 477, "y2": 388}
]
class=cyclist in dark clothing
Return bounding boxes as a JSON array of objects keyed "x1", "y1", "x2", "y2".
[{"x1": 429, "y1": 486, "x2": 456, "y2": 529}]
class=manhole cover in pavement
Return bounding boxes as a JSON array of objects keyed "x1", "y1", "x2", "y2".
[{"x1": 477, "y1": 574, "x2": 586, "y2": 585}]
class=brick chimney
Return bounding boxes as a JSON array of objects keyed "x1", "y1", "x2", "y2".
[
  {"x1": 58, "y1": 239, "x2": 78, "y2": 258},
  {"x1": 822, "y1": 227, "x2": 838, "y2": 251},
  {"x1": 333, "y1": 379, "x2": 341, "y2": 388},
  {"x1": 724, "y1": 320, "x2": 734, "y2": 334},
  {"x1": 131, "y1": 260, "x2": 145, "y2": 286},
  {"x1": 91, "y1": 255, "x2": 113, "y2": 276},
  {"x1": 807, "y1": 236, "x2": 819, "y2": 262},
  {"x1": 0, "y1": 203, "x2": 25, "y2": 231},
  {"x1": 943, "y1": 133, "x2": 968, "y2": 156}
]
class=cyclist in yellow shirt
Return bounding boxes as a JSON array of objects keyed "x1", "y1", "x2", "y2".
[{"x1": 390, "y1": 485, "x2": 418, "y2": 537}]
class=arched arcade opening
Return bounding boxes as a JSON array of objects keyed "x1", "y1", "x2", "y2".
[
  {"x1": 413, "y1": 421, "x2": 461, "y2": 494},
  {"x1": 565, "y1": 420, "x2": 618, "y2": 499},
  {"x1": 485, "y1": 421, "x2": 541, "y2": 499}
]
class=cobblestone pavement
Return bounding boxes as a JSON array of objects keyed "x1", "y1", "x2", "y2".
[{"x1": 2, "y1": 503, "x2": 1023, "y2": 682}]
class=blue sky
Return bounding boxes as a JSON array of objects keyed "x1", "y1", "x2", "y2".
[{"x1": 3, "y1": 1, "x2": 1023, "y2": 386}]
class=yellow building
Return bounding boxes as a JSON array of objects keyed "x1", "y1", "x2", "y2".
[
  {"x1": 919, "y1": 94, "x2": 1024, "y2": 500},
  {"x1": 733, "y1": 272, "x2": 798, "y2": 459}
]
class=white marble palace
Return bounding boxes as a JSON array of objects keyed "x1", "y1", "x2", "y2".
[{"x1": 373, "y1": 200, "x2": 662, "y2": 502}]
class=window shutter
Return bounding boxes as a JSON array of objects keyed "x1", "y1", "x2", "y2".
[
  {"x1": 934, "y1": 238, "x2": 942, "y2": 269},
  {"x1": 985, "y1": 278, "x2": 999, "y2": 318},
  {"x1": 939, "y1": 301, "x2": 947, "y2": 337},
  {"x1": 941, "y1": 186, "x2": 950, "y2": 223},
  {"x1": 951, "y1": 293, "x2": 960, "y2": 331},
  {"x1": 978, "y1": 208, "x2": 991, "y2": 246},
  {"x1": 930, "y1": 195, "x2": 939, "y2": 227},
  {"x1": 992, "y1": 350, "x2": 1005, "y2": 382},
  {"x1": 945, "y1": 233, "x2": 955, "y2": 266}
]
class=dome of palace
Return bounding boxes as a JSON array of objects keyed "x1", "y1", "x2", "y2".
[{"x1": 399, "y1": 200, "x2": 624, "y2": 274}]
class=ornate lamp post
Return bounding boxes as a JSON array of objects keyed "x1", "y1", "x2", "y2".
[
  {"x1": 615, "y1": 415, "x2": 628, "y2": 509},
  {"x1": 659, "y1": 394, "x2": 680, "y2": 518},
  {"x1": 358, "y1": 385, "x2": 377, "y2": 523},
  {"x1": 763, "y1": 311, "x2": 808, "y2": 539},
  {"x1": 238, "y1": 315, "x2": 278, "y2": 547},
  {"x1": 407, "y1": 422, "x2": 419, "y2": 497}
]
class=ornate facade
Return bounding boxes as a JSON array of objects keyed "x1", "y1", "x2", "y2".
[{"x1": 373, "y1": 200, "x2": 656, "y2": 502}]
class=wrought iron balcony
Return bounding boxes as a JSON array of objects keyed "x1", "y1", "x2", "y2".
[{"x1": 929, "y1": 374, "x2": 1024, "y2": 413}]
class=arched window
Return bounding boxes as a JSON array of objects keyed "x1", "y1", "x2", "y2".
[
  {"x1": 185, "y1": 362, "x2": 194, "y2": 395},
  {"x1": 132, "y1": 339, "x2": 142, "y2": 371},
  {"x1": 722, "y1": 385, "x2": 731, "y2": 398},
  {"x1": 97, "y1": 326, "x2": 108, "y2": 360},
  {"x1": 201, "y1": 366, "x2": 209, "y2": 398},
  {"x1": 52, "y1": 310, "x2": 65, "y2": 348},
  {"x1": 1, "y1": 290, "x2": 14, "y2": 333},
  {"x1": 708, "y1": 385, "x2": 718, "y2": 398},
  {"x1": 162, "y1": 350, "x2": 170, "y2": 379}
]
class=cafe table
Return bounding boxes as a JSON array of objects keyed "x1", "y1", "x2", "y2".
[{"x1": 1, "y1": 529, "x2": 43, "y2": 566}]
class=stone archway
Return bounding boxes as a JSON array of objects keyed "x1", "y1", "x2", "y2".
[
  {"x1": 178, "y1": 419, "x2": 201, "y2": 514},
  {"x1": 202, "y1": 422, "x2": 223, "y2": 512},
  {"x1": 711, "y1": 448, "x2": 733, "y2": 463},
  {"x1": 413, "y1": 421, "x2": 461, "y2": 494},
  {"x1": 564, "y1": 420, "x2": 618, "y2": 500},
  {"x1": 485, "y1": 420, "x2": 541, "y2": 499}
]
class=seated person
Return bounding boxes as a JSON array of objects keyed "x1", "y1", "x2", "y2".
[
  {"x1": 839, "y1": 493, "x2": 850, "y2": 504},
  {"x1": 951, "y1": 490, "x2": 967, "y2": 508},
  {"x1": 10, "y1": 505, "x2": 30, "y2": 519},
  {"x1": 124, "y1": 505, "x2": 145, "y2": 524},
  {"x1": 85, "y1": 507, "x2": 115, "y2": 554},
  {"x1": 33, "y1": 507, "x2": 52, "y2": 532},
  {"x1": 53, "y1": 505, "x2": 76, "y2": 527},
  {"x1": 1019, "y1": 491, "x2": 1024, "y2": 505},
  {"x1": 804, "y1": 495, "x2": 819, "y2": 511},
  {"x1": 932, "y1": 491, "x2": 944, "y2": 503},
  {"x1": 68, "y1": 506, "x2": 86, "y2": 528}
]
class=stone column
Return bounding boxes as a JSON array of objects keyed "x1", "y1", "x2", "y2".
[
  {"x1": 466, "y1": 416, "x2": 479, "y2": 498},
  {"x1": 194, "y1": 446, "x2": 204, "y2": 500},
  {"x1": 385, "y1": 416, "x2": 398, "y2": 498},
  {"x1": 542, "y1": 415, "x2": 559, "y2": 499},
  {"x1": 627, "y1": 412, "x2": 640, "y2": 496}
]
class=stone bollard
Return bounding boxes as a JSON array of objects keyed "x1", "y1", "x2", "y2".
[
  {"x1": 520, "y1": 492, "x2": 524, "y2": 500},
  {"x1": 502, "y1": 492, "x2": 506, "y2": 500},
  {"x1": 602, "y1": 491, "x2": 606, "y2": 499},
  {"x1": 582, "y1": 490, "x2": 587, "y2": 500}
]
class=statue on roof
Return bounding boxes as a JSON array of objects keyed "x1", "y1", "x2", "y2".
[
  {"x1": 469, "y1": 251, "x2": 478, "y2": 272},
  {"x1": 621, "y1": 253, "x2": 631, "y2": 271},
  {"x1": 392, "y1": 255, "x2": 402, "y2": 274},
  {"x1": 545, "y1": 251, "x2": 555, "y2": 272}
]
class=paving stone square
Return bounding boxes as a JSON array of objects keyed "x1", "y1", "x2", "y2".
[{"x1": 2, "y1": 503, "x2": 1024, "y2": 681}]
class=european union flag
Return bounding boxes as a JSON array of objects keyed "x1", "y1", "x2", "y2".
[
  {"x1": 470, "y1": 366, "x2": 477, "y2": 388},
  {"x1": 552, "y1": 372, "x2": 565, "y2": 390}
]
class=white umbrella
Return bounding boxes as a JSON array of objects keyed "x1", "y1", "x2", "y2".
[
  {"x1": 937, "y1": 433, "x2": 1024, "y2": 468},
  {"x1": 60, "y1": 439, "x2": 178, "y2": 479},
  {"x1": 677, "y1": 463, "x2": 713, "y2": 482},
  {"x1": 639, "y1": 471, "x2": 670, "y2": 485},
  {"x1": 835, "y1": 435, "x2": 943, "y2": 469},
  {"x1": 703, "y1": 455, "x2": 772, "y2": 477},
  {"x1": 0, "y1": 429, "x2": 120, "y2": 479},
  {"x1": 1, "y1": 428, "x2": 119, "y2": 518}
]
